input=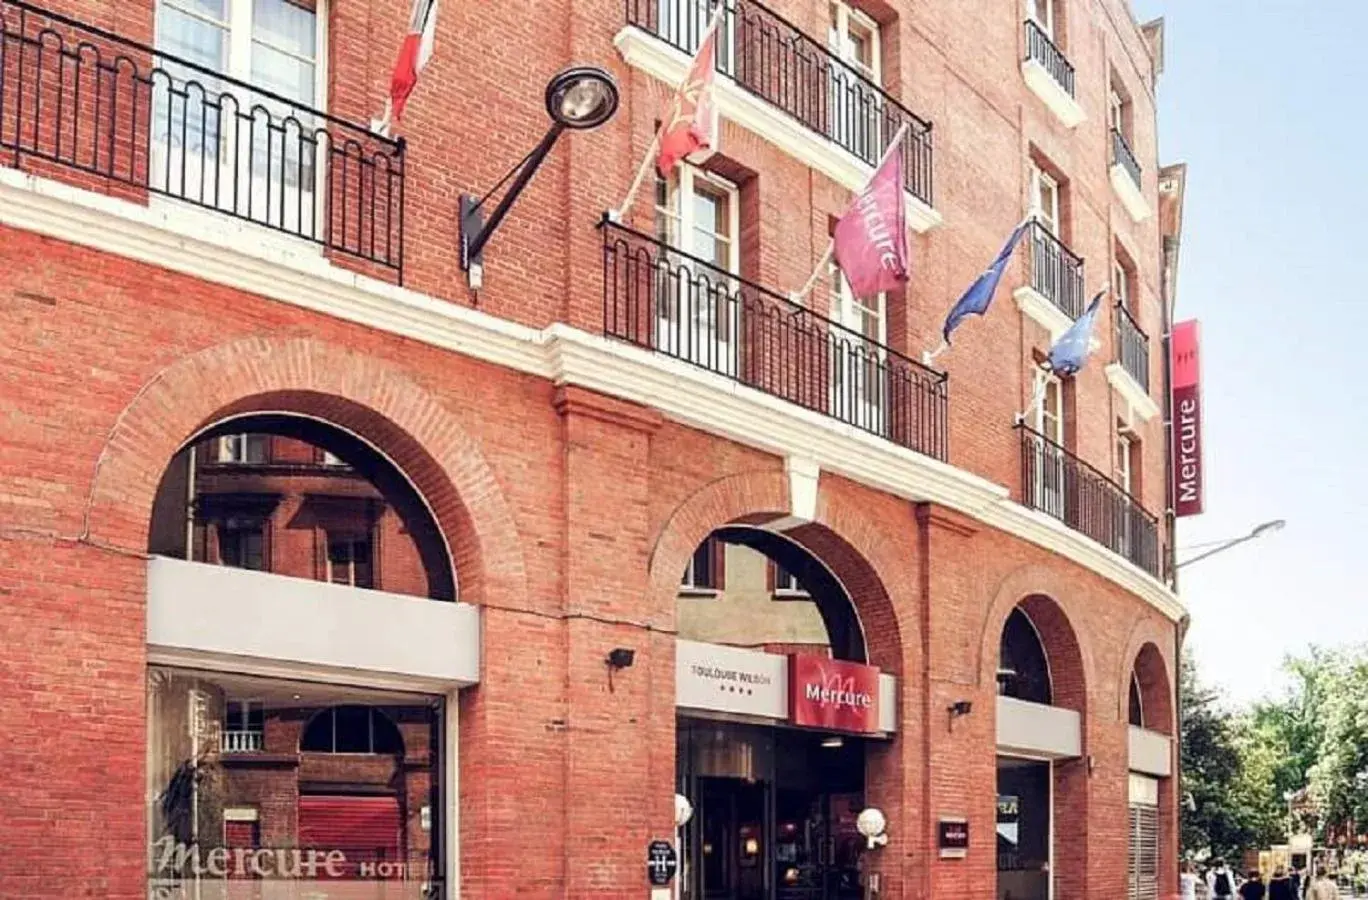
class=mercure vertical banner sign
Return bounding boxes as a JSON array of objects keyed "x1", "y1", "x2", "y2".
[{"x1": 1172, "y1": 320, "x2": 1205, "y2": 517}]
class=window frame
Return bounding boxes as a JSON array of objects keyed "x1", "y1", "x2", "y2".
[
  {"x1": 770, "y1": 559, "x2": 808, "y2": 599},
  {"x1": 325, "y1": 531, "x2": 375, "y2": 589},
  {"x1": 1033, "y1": 368, "x2": 1064, "y2": 444},
  {"x1": 1115, "y1": 432, "x2": 1134, "y2": 496},
  {"x1": 680, "y1": 538, "x2": 723, "y2": 594},
  {"x1": 1112, "y1": 258, "x2": 1132, "y2": 313},
  {"x1": 218, "y1": 516, "x2": 268, "y2": 570},
  {"x1": 217, "y1": 433, "x2": 270, "y2": 464},
  {"x1": 829, "y1": 1, "x2": 882, "y2": 87},
  {"x1": 1026, "y1": 0, "x2": 1055, "y2": 38},
  {"x1": 656, "y1": 164, "x2": 741, "y2": 274},
  {"x1": 1030, "y1": 164, "x2": 1061, "y2": 237}
]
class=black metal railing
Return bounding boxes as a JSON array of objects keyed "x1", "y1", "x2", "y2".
[
  {"x1": 1023, "y1": 19, "x2": 1075, "y2": 99},
  {"x1": 0, "y1": 0, "x2": 405, "y2": 279},
  {"x1": 1114, "y1": 301, "x2": 1149, "y2": 392},
  {"x1": 602, "y1": 218, "x2": 948, "y2": 460},
  {"x1": 625, "y1": 0, "x2": 934, "y2": 207},
  {"x1": 1111, "y1": 127, "x2": 1142, "y2": 190},
  {"x1": 1026, "y1": 219, "x2": 1085, "y2": 319},
  {"x1": 1017, "y1": 423, "x2": 1160, "y2": 576}
]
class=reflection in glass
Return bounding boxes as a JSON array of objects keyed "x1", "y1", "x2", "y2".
[
  {"x1": 147, "y1": 666, "x2": 443, "y2": 898},
  {"x1": 997, "y1": 758, "x2": 1051, "y2": 900}
]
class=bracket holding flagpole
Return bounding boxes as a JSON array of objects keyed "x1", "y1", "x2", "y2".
[{"x1": 1014, "y1": 363, "x2": 1054, "y2": 426}]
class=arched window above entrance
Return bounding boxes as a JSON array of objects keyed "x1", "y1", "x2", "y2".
[
  {"x1": 674, "y1": 525, "x2": 867, "y2": 663},
  {"x1": 147, "y1": 413, "x2": 456, "y2": 601},
  {"x1": 300, "y1": 705, "x2": 404, "y2": 754},
  {"x1": 998, "y1": 608, "x2": 1052, "y2": 705}
]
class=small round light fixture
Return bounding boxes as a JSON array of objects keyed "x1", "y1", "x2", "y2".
[
  {"x1": 545, "y1": 66, "x2": 620, "y2": 130},
  {"x1": 675, "y1": 793, "x2": 694, "y2": 828},
  {"x1": 856, "y1": 807, "x2": 888, "y2": 850}
]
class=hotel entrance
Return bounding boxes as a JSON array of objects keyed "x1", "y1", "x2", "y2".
[{"x1": 677, "y1": 719, "x2": 866, "y2": 900}]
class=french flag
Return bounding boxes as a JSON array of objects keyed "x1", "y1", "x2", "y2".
[{"x1": 373, "y1": 0, "x2": 439, "y2": 134}]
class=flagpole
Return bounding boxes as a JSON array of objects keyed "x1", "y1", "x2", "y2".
[
  {"x1": 789, "y1": 121, "x2": 910, "y2": 304},
  {"x1": 1015, "y1": 365, "x2": 1052, "y2": 425},
  {"x1": 612, "y1": 2, "x2": 725, "y2": 221}
]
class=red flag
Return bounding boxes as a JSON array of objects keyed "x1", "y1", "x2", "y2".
[
  {"x1": 656, "y1": 21, "x2": 719, "y2": 176},
  {"x1": 832, "y1": 129, "x2": 909, "y2": 299},
  {"x1": 376, "y1": 0, "x2": 439, "y2": 131}
]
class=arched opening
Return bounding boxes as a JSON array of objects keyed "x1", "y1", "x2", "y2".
[
  {"x1": 300, "y1": 706, "x2": 405, "y2": 755},
  {"x1": 147, "y1": 412, "x2": 457, "y2": 600},
  {"x1": 1126, "y1": 642, "x2": 1176, "y2": 900},
  {"x1": 674, "y1": 523, "x2": 875, "y2": 899},
  {"x1": 995, "y1": 596, "x2": 1088, "y2": 900},
  {"x1": 1131, "y1": 643, "x2": 1173, "y2": 736}
]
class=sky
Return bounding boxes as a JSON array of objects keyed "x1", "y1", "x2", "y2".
[{"x1": 1132, "y1": 0, "x2": 1368, "y2": 705}]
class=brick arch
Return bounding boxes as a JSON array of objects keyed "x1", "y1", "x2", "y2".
[
  {"x1": 1118, "y1": 617, "x2": 1176, "y2": 734},
  {"x1": 976, "y1": 564, "x2": 1096, "y2": 714},
  {"x1": 646, "y1": 469, "x2": 913, "y2": 674},
  {"x1": 82, "y1": 336, "x2": 526, "y2": 606}
]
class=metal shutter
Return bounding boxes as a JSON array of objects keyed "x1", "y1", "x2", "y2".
[
  {"x1": 298, "y1": 794, "x2": 402, "y2": 879},
  {"x1": 1128, "y1": 802, "x2": 1160, "y2": 900}
]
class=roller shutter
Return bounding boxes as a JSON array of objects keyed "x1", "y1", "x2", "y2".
[{"x1": 298, "y1": 794, "x2": 402, "y2": 879}]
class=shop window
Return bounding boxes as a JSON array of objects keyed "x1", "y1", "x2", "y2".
[
  {"x1": 1129, "y1": 673, "x2": 1145, "y2": 728},
  {"x1": 148, "y1": 668, "x2": 442, "y2": 892},
  {"x1": 998, "y1": 608, "x2": 1052, "y2": 705},
  {"x1": 326, "y1": 532, "x2": 375, "y2": 589},
  {"x1": 217, "y1": 433, "x2": 269, "y2": 464},
  {"x1": 300, "y1": 705, "x2": 404, "y2": 754},
  {"x1": 223, "y1": 699, "x2": 264, "y2": 753},
  {"x1": 682, "y1": 538, "x2": 724, "y2": 592}
]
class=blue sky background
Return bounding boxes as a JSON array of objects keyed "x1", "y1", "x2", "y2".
[{"x1": 1133, "y1": 0, "x2": 1368, "y2": 705}]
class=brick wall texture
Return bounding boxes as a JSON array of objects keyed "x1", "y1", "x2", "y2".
[{"x1": 0, "y1": 0, "x2": 1182, "y2": 897}]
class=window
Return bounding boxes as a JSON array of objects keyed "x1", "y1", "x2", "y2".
[
  {"x1": 1115, "y1": 433, "x2": 1134, "y2": 495},
  {"x1": 219, "y1": 518, "x2": 266, "y2": 570},
  {"x1": 830, "y1": 265, "x2": 888, "y2": 432},
  {"x1": 326, "y1": 532, "x2": 374, "y2": 589},
  {"x1": 152, "y1": 0, "x2": 323, "y2": 230},
  {"x1": 681, "y1": 538, "x2": 723, "y2": 592},
  {"x1": 300, "y1": 705, "x2": 404, "y2": 754},
  {"x1": 1110, "y1": 89, "x2": 1126, "y2": 136},
  {"x1": 223, "y1": 700, "x2": 264, "y2": 753},
  {"x1": 217, "y1": 434, "x2": 269, "y2": 464},
  {"x1": 772, "y1": 560, "x2": 807, "y2": 597},
  {"x1": 1030, "y1": 368, "x2": 1066, "y2": 517},
  {"x1": 1113, "y1": 258, "x2": 1133, "y2": 313},
  {"x1": 1129, "y1": 673, "x2": 1145, "y2": 727},
  {"x1": 1029, "y1": 163, "x2": 1060, "y2": 236},
  {"x1": 1033, "y1": 368, "x2": 1063, "y2": 444},
  {"x1": 1026, "y1": 0, "x2": 1055, "y2": 38},
  {"x1": 655, "y1": 166, "x2": 740, "y2": 373},
  {"x1": 827, "y1": 2, "x2": 882, "y2": 159}
]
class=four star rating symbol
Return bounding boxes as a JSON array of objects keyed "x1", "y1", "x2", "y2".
[{"x1": 720, "y1": 683, "x2": 754, "y2": 696}]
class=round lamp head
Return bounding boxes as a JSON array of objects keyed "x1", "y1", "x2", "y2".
[
  {"x1": 856, "y1": 807, "x2": 887, "y2": 839},
  {"x1": 675, "y1": 793, "x2": 694, "y2": 828},
  {"x1": 545, "y1": 66, "x2": 620, "y2": 130}
]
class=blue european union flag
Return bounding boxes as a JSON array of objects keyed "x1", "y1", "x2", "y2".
[
  {"x1": 941, "y1": 221, "x2": 1030, "y2": 343},
  {"x1": 1047, "y1": 292, "x2": 1105, "y2": 375}
]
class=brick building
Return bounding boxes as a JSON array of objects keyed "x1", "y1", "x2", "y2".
[{"x1": 0, "y1": 0, "x2": 1189, "y2": 897}]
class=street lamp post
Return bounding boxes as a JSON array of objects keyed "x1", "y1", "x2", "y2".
[{"x1": 1175, "y1": 519, "x2": 1286, "y2": 570}]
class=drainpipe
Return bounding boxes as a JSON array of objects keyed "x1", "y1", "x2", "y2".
[{"x1": 1161, "y1": 231, "x2": 1187, "y2": 873}]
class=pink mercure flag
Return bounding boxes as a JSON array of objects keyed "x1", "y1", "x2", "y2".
[
  {"x1": 656, "y1": 19, "x2": 719, "y2": 175},
  {"x1": 832, "y1": 132, "x2": 909, "y2": 299}
]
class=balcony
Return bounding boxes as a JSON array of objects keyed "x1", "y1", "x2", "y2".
[
  {"x1": 0, "y1": 0, "x2": 406, "y2": 281},
  {"x1": 1109, "y1": 128, "x2": 1150, "y2": 222},
  {"x1": 601, "y1": 219, "x2": 949, "y2": 461},
  {"x1": 618, "y1": 0, "x2": 938, "y2": 231},
  {"x1": 1106, "y1": 302, "x2": 1158, "y2": 421},
  {"x1": 1013, "y1": 219, "x2": 1085, "y2": 339},
  {"x1": 221, "y1": 730, "x2": 264, "y2": 754},
  {"x1": 1017, "y1": 424, "x2": 1160, "y2": 577},
  {"x1": 1021, "y1": 20, "x2": 1083, "y2": 128}
]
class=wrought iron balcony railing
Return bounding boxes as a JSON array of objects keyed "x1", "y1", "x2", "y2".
[
  {"x1": 0, "y1": 0, "x2": 406, "y2": 280},
  {"x1": 1114, "y1": 301, "x2": 1150, "y2": 392},
  {"x1": 602, "y1": 218, "x2": 949, "y2": 461},
  {"x1": 625, "y1": 0, "x2": 934, "y2": 207},
  {"x1": 1017, "y1": 423, "x2": 1160, "y2": 577},
  {"x1": 1024, "y1": 19, "x2": 1075, "y2": 98},
  {"x1": 1026, "y1": 219, "x2": 1085, "y2": 320},
  {"x1": 1111, "y1": 127, "x2": 1142, "y2": 190}
]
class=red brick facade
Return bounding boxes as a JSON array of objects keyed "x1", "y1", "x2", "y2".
[{"x1": 0, "y1": 0, "x2": 1182, "y2": 897}]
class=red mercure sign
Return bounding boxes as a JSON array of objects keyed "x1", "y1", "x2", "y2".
[
  {"x1": 789, "y1": 654, "x2": 880, "y2": 734},
  {"x1": 1172, "y1": 320, "x2": 1204, "y2": 517}
]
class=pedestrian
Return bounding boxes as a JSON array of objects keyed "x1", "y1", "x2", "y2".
[
  {"x1": 1271, "y1": 866, "x2": 1295, "y2": 900},
  {"x1": 1291, "y1": 866, "x2": 1304, "y2": 900},
  {"x1": 1210, "y1": 858, "x2": 1241, "y2": 900},
  {"x1": 1306, "y1": 866, "x2": 1340, "y2": 900},
  {"x1": 1182, "y1": 861, "x2": 1201, "y2": 900},
  {"x1": 1240, "y1": 869, "x2": 1268, "y2": 900}
]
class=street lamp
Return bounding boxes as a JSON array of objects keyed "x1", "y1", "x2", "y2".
[
  {"x1": 459, "y1": 65, "x2": 620, "y2": 287},
  {"x1": 1175, "y1": 519, "x2": 1285, "y2": 570}
]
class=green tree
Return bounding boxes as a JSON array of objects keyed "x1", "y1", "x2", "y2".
[{"x1": 1181, "y1": 652, "x2": 1260, "y2": 859}]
